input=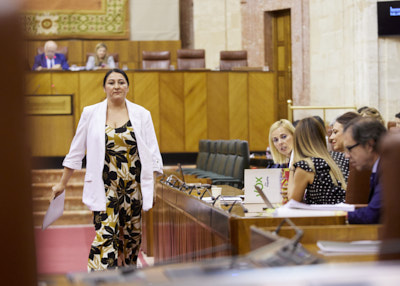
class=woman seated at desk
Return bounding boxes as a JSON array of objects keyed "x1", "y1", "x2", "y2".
[
  {"x1": 86, "y1": 43, "x2": 116, "y2": 70},
  {"x1": 288, "y1": 117, "x2": 347, "y2": 204},
  {"x1": 268, "y1": 119, "x2": 295, "y2": 168}
]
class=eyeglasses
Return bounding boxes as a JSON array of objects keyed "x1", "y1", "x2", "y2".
[{"x1": 345, "y1": 142, "x2": 360, "y2": 152}]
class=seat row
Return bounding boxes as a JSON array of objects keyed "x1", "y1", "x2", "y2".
[
  {"x1": 144, "y1": 49, "x2": 248, "y2": 71},
  {"x1": 183, "y1": 139, "x2": 250, "y2": 188},
  {"x1": 36, "y1": 45, "x2": 248, "y2": 71}
]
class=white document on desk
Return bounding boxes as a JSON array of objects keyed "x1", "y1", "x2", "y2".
[
  {"x1": 42, "y1": 190, "x2": 65, "y2": 230},
  {"x1": 284, "y1": 199, "x2": 355, "y2": 212}
]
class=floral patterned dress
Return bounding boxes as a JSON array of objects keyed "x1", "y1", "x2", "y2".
[{"x1": 88, "y1": 120, "x2": 142, "y2": 271}]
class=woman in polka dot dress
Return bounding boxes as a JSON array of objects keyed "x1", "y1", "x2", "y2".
[{"x1": 288, "y1": 117, "x2": 347, "y2": 204}]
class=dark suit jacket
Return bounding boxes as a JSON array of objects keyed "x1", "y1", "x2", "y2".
[
  {"x1": 32, "y1": 53, "x2": 69, "y2": 70},
  {"x1": 348, "y1": 163, "x2": 381, "y2": 224}
]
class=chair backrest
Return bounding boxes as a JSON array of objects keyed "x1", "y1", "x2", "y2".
[
  {"x1": 86, "y1": 52, "x2": 119, "y2": 67},
  {"x1": 224, "y1": 140, "x2": 239, "y2": 177},
  {"x1": 215, "y1": 140, "x2": 230, "y2": 175},
  {"x1": 177, "y1": 49, "x2": 205, "y2": 70},
  {"x1": 219, "y1": 50, "x2": 248, "y2": 71},
  {"x1": 142, "y1": 51, "x2": 170, "y2": 70},
  {"x1": 379, "y1": 131, "x2": 400, "y2": 260},
  {"x1": 196, "y1": 140, "x2": 210, "y2": 170},
  {"x1": 38, "y1": 46, "x2": 68, "y2": 60},
  {"x1": 205, "y1": 141, "x2": 218, "y2": 171},
  {"x1": 346, "y1": 165, "x2": 371, "y2": 204}
]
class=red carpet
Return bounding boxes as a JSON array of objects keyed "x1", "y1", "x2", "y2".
[
  {"x1": 35, "y1": 225, "x2": 149, "y2": 274},
  {"x1": 35, "y1": 225, "x2": 95, "y2": 274}
]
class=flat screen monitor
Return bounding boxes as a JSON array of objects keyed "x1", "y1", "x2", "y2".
[{"x1": 378, "y1": 1, "x2": 400, "y2": 36}]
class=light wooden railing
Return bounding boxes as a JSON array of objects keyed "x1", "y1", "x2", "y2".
[{"x1": 287, "y1": 99, "x2": 357, "y2": 123}]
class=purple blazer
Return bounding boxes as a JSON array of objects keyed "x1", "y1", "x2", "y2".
[{"x1": 32, "y1": 53, "x2": 69, "y2": 70}]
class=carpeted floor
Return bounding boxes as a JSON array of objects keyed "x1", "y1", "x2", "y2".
[{"x1": 35, "y1": 225, "x2": 150, "y2": 274}]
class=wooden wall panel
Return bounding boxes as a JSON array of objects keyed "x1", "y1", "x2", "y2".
[
  {"x1": 133, "y1": 72, "x2": 161, "y2": 140},
  {"x1": 229, "y1": 72, "x2": 249, "y2": 141},
  {"x1": 25, "y1": 72, "x2": 52, "y2": 94},
  {"x1": 207, "y1": 72, "x2": 229, "y2": 140},
  {"x1": 26, "y1": 71, "x2": 277, "y2": 156},
  {"x1": 248, "y1": 72, "x2": 276, "y2": 151},
  {"x1": 78, "y1": 72, "x2": 105, "y2": 126},
  {"x1": 159, "y1": 72, "x2": 185, "y2": 152},
  {"x1": 28, "y1": 116, "x2": 75, "y2": 156},
  {"x1": 184, "y1": 72, "x2": 207, "y2": 152}
]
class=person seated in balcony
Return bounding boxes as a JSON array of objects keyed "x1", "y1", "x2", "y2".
[
  {"x1": 32, "y1": 40, "x2": 69, "y2": 71},
  {"x1": 86, "y1": 43, "x2": 116, "y2": 70},
  {"x1": 288, "y1": 117, "x2": 347, "y2": 204}
]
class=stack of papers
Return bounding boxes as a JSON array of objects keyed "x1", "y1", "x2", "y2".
[
  {"x1": 283, "y1": 199, "x2": 355, "y2": 211},
  {"x1": 317, "y1": 240, "x2": 381, "y2": 254},
  {"x1": 271, "y1": 199, "x2": 353, "y2": 217}
]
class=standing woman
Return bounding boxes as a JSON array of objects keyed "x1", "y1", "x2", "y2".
[
  {"x1": 288, "y1": 117, "x2": 346, "y2": 204},
  {"x1": 86, "y1": 43, "x2": 116, "y2": 70},
  {"x1": 268, "y1": 119, "x2": 295, "y2": 168},
  {"x1": 52, "y1": 69, "x2": 163, "y2": 271}
]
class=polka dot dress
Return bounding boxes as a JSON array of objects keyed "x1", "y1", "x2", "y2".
[
  {"x1": 330, "y1": 151, "x2": 349, "y2": 183},
  {"x1": 293, "y1": 157, "x2": 346, "y2": 204}
]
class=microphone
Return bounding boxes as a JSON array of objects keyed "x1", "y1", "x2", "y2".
[
  {"x1": 274, "y1": 218, "x2": 303, "y2": 247},
  {"x1": 212, "y1": 195, "x2": 222, "y2": 206},
  {"x1": 200, "y1": 188, "x2": 215, "y2": 200}
]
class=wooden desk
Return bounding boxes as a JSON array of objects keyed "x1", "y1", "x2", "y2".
[
  {"x1": 26, "y1": 70, "x2": 276, "y2": 156},
  {"x1": 250, "y1": 225, "x2": 381, "y2": 263},
  {"x1": 148, "y1": 181, "x2": 346, "y2": 264}
]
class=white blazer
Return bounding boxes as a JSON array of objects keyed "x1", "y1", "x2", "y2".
[{"x1": 63, "y1": 99, "x2": 163, "y2": 211}]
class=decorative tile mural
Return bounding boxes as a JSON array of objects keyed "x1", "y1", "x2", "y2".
[{"x1": 22, "y1": 0, "x2": 129, "y2": 39}]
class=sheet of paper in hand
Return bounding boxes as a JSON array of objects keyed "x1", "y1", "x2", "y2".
[{"x1": 42, "y1": 190, "x2": 65, "y2": 230}]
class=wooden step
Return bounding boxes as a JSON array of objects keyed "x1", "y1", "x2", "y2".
[
  {"x1": 34, "y1": 210, "x2": 93, "y2": 227},
  {"x1": 31, "y1": 169, "x2": 86, "y2": 184},
  {"x1": 32, "y1": 182, "x2": 83, "y2": 198},
  {"x1": 33, "y1": 196, "x2": 87, "y2": 212}
]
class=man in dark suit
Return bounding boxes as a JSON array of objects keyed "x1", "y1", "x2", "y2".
[
  {"x1": 32, "y1": 40, "x2": 69, "y2": 71},
  {"x1": 343, "y1": 117, "x2": 386, "y2": 224}
]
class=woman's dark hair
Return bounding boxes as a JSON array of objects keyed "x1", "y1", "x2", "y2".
[
  {"x1": 395, "y1": 112, "x2": 400, "y2": 119},
  {"x1": 103, "y1": 68, "x2": 129, "y2": 87},
  {"x1": 336, "y1": 111, "x2": 360, "y2": 126},
  {"x1": 357, "y1": 106, "x2": 368, "y2": 113}
]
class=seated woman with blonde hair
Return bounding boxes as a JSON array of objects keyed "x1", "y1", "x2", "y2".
[
  {"x1": 288, "y1": 117, "x2": 346, "y2": 204},
  {"x1": 268, "y1": 119, "x2": 295, "y2": 168},
  {"x1": 86, "y1": 43, "x2": 116, "y2": 70}
]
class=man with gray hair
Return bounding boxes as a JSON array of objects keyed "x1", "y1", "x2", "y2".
[
  {"x1": 32, "y1": 40, "x2": 69, "y2": 71},
  {"x1": 343, "y1": 117, "x2": 386, "y2": 224}
]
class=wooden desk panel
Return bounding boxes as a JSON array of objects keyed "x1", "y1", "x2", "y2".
[
  {"x1": 229, "y1": 72, "x2": 249, "y2": 140},
  {"x1": 250, "y1": 225, "x2": 381, "y2": 263},
  {"x1": 150, "y1": 182, "x2": 348, "y2": 264},
  {"x1": 184, "y1": 72, "x2": 207, "y2": 152},
  {"x1": 207, "y1": 72, "x2": 230, "y2": 140},
  {"x1": 230, "y1": 215, "x2": 346, "y2": 255},
  {"x1": 26, "y1": 70, "x2": 276, "y2": 156},
  {"x1": 159, "y1": 72, "x2": 185, "y2": 152},
  {"x1": 132, "y1": 72, "x2": 161, "y2": 140},
  {"x1": 248, "y1": 72, "x2": 276, "y2": 151},
  {"x1": 25, "y1": 72, "x2": 52, "y2": 94},
  {"x1": 28, "y1": 115, "x2": 74, "y2": 156}
]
